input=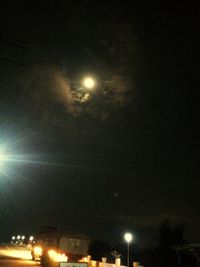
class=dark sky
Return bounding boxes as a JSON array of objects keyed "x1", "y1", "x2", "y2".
[{"x1": 0, "y1": 1, "x2": 199, "y2": 248}]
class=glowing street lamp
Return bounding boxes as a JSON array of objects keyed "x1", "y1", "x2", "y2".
[{"x1": 124, "y1": 233, "x2": 133, "y2": 267}]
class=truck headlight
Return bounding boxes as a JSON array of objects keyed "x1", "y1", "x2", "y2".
[{"x1": 34, "y1": 246, "x2": 43, "y2": 256}]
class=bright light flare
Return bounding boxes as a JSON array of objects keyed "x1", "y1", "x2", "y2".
[
  {"x1": 124, "y1": 233, "x2": 133, "y2": 243},
  {"x1": 0, "y1": 152, "x2": 6, "y2": 161},
  {"x1": 82, "y1": 77, "x2": 96, "y2": 89},
  {"x1": 34, "y1": 246, "x2": 43, "y2": 256},
  {"x1": 0, "y1": 152, "x2": 7, "y2": 167},
  {"x1": 48, "y1": 249, "x2": 68, "y2": 262},
  {"x1": 79, "y1": 256, "x2": 89, "y2": 263}
]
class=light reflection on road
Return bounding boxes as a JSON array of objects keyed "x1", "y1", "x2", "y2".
[
  {"x1": 0, "y1": 259, "x2": 40, "y2": 267},
  {"x1": 0, "y1": 245, "x2": 32, "y2": 260}
]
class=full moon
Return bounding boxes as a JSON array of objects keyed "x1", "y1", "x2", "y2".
[{"x1": 83, "y1": 77, "x2": 95, "y2": 89}]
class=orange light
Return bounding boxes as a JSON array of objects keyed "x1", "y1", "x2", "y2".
[
  {"x1": 48, "y1": 250, "x2": 68, "y2": 262},
  {"x1": 79, "y1": 256, "x2": 88, "y2": 262},
  {"x1": 57, "y1": 253, "x2": 68, "y2": 262},
  {"x1": 34, "y1": 246, "x2": 43, "y2": 256},
  {"x1": 48, "y1": 250, "x2": 57, "y2": 259}
]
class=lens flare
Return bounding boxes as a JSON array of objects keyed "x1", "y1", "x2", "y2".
[{"x1": 0, "y1": 152, "x2": 7, "y2": 167}]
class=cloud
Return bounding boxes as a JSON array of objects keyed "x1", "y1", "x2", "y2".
[
  {"x1": 23, "y1": 66, "x2": 73, "y2": 110},
  {"x1": 18, "y1": 64, "x2": 136, "y2": 131},
  {"x1": 21, "y1": 65, "x2": 92, "y2": 122},
  {"x1": 105, "y1": 74, "x2": 132, "y2": 105}
]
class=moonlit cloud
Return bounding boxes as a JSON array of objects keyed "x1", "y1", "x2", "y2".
[
  {"x1": 20, "y1": 65, "x2": 134, "y2": 126},
  {"x1": 23, "y1": 66, "x2": 73, "y2": 110},
  {"x1": 105, "y1": 74, "x2": 132, "y2": 105}
]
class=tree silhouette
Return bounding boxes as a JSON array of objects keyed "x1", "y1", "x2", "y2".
[
  {"x1": 172, "y1": 223, "x2": 185, "y2": 245},
  {"x1": 159, "y1": 219, "x2": 171, "y2": 249}
]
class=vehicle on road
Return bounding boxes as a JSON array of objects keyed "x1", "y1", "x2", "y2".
[{"x1": 31, "y1": 231, "x2": 89, "y2": 267}]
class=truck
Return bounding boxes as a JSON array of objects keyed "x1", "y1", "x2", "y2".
[{"x1": 31, "y1": 231, "x2": 90, "y2": 267}]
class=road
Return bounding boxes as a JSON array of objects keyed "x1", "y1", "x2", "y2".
[
  {"x1": 0, "y1": 259, "x2": 40, "y2": 267},
  {"x1": 0, "y1": 244, "x2": 40, "y2": 267}
]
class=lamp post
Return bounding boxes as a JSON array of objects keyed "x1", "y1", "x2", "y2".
[{"x1": 124, "y1": 233, "x2": 133, "y2": 267}]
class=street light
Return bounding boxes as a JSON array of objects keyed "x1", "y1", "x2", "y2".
[
  {"x1": 124, "y1": 233, "x2": 133, "y2": 267},
  {"x1": 11, "y1": 236, "x2": 15, "y2": 243}
]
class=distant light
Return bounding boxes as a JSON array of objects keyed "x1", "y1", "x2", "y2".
[
  {"x1": 83, "y1": 77, "x2": 95, "y2": 89},
  {"x1": 124, "y1": 233, "x2": 133, "y2": 243},
  {"x1": 17, "y1": 235, "x2": 21, "y2": 240},
  {"x1": 12, "y1": 236, "x2": 15, "y2": 240},
  {"x1": 29, "y1": 236, "x2": 34, "y2": 241},
  {"x1": 21, "y1": 236, "x2": 25, "y2": 240}
]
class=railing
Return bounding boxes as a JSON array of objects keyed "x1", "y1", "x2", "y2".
[{"x1": 89, "y1": 258, "x2": 144, "y2": 267}]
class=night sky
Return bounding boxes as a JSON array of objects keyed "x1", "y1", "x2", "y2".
[{"x1": 0, "y1": 1, "x2": 199, "y2": 248}]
